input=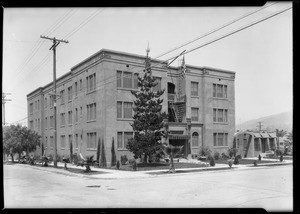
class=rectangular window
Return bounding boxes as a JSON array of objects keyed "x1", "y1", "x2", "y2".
[
  {"x1": 117, "y1": 132, "x2": 123, "y2": 149},
  {"x1": 213, "y1": 84, "x2": 228, "y2": 98},
  {"x1": 50, "y1": 116, "x2": 54, "y2": 128},
  {"x1": 75, "y1": 108, "x2": 78, "y2": 123},
  {"x1": 117, "y1": 102, "x2": 122, "y2": 118},
  {"x1": 87, "y1": 132, "x2": 97, "y2": 149},
  {"x1": 123, "y1": 72, "x2": 132, "y2": 88},
  {"x1": 50, "y1": 136, "x2": 54, "y2": 148},
  {"x1": 60, "y1": 90, "x2": 65, "y2": 104},
  {"x1": 214, "y1": 133, "x2": 228, "y2": 147},
  {"x1": 123, "y1": 102, "x2": 133, "y2": 119},
  {"x1": 213, "y1": 108, "x2": 228, "y2": 123},
  {"x1": 75, "y1": 134, "x2": 79, "y2": 149},
  {"x1": 75, "y1": 82, "x2": 78, "y2": 97},
  {"x1": 45, "y1": 97, "x2": 47, "y2": 109},
  {"x1": 117, "y1": 71, "x2": 122, "y2": 88},
  {"x1": 69, "y1": 135, "x2": 72, "y2": 150},
  {"x1": 45, "y1": 117, "x2": 47, "y2": 129},
  {"x1": 191, "y1": 108, "x2": 199, "y2": 121},
  {"x1": 191, "y1": 82, "x2": 199, "y2": 96},
  {"x1": 68, "y1": 86, "x2": 72, "y2": 101},
  {"x1": 60, "y1": 113, "x2": 65, "y2": 126},
  {"x1": 45, "y1": 136, "x2": 48, "y2": 149},
  {"x1": 213, "y1": 109, "x2": 217, "y2": 122},
  {"x1": 80, "y1": 107, "x2": 82, "y2": 117},
  {"x1": 30, "y1": 120, "x2": 34, "y2": 129},
  {"x1": 87, "y1": 103, "x2": 96, "y2": 121},
  {"x1": 37, "y1": 100, "x2": 40, "y2": 110},
  {"x1": 124, "y1": 132, "x2": 133, "y2": 149},
  {"x1": 80, "y1": 79, "x2": 82, "y2": 91},
  {"x1": 134, "y1": 73, "x2": 139, "y2": 89},
  {"x1": 29, "y1": 103, "x2": 33, "y2": 114},
  {"x1": 50, "y1": 96, "x2": 54, "y2": 108},
  {"x1": 153, "y1": 77, "x2": 161, "y2": 92},
  {"x1": 86, "y1": 73, "x2": 96, "y2": 93},
  {"x1": 61, "y1": 135, "x2": 66, "y2": 149},
  {"x1": 68, "y1": 111, "x2": 72, "y2": 125}
]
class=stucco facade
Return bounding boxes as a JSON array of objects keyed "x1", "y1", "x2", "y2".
[{"x1": 27, "y1": 49, "x2": 235, "y2": 164}]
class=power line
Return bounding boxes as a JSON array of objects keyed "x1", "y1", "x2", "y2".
[
  {"x1": 184, "y1": 6, "x2": 292, "y2": 55},
  {"x1": 154, "y1": 2, "x2": 279, "y2": 59}
]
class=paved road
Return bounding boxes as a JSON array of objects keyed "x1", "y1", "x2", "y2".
[{"x1": 4, "y1": 164, "x2": 293, "y2": 211}]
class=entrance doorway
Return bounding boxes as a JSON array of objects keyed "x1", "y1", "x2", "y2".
[
  {"x1": 261, "y1": 138, "x2": 268, "y2": 153},
  {"x1": 169, "y1": 139, "x2": 187, "y2": 157}
]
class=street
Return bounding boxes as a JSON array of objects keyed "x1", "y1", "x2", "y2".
[{"x1": 4, "y1": 164, "x2": 293, "y2": 211}]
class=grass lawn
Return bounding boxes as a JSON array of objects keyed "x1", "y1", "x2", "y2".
[
  {"x1": 202, "y1": 158, "x2": 280, "y2": 165},
  {"x1": 107, "y1": 162, "x2": 207, "y2": 171}
]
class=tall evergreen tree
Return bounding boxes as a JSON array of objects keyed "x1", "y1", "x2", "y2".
[
  {"x1": 96, "y1": 138, "x2": 101, "y2": 166},
  {"x1": 111, "y1": 137, "x2": 117, "y2": 167},
  {"x1": 126, "y1": 47, "x2": 168, "y2": 163},
  {"x1": 100, "y1": 137, "x2": 107, "y2": 167}
]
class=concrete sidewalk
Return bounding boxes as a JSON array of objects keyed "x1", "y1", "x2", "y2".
[{"x1": 10, "y1": 158, "x2": 292, "y2": 180}]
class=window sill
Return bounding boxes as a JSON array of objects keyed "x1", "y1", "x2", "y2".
[
  {"x1": 117, "y1": 148, "x2": 128, "y2": 151},
  {"x1": 86, "y1": 90, "x2": 96, "y2": 95},
  {"x1": 117, "y1": 118, "x2": 134, "y2": 121},
  {"x1": 68, "y1": 124, "x2": 73, "y2": 127},
  {"x1": 191, "y1": 95, "x2": 199, "y2": 98},
  {"x1": 212, "y1": 97, "x2": 228, "y2": 100},
  {"x1": 213, "y1": 122, "x2": 229, "y2": 125},
  {"x1": 191, "y1": 146, "x2": 199, "y2": 149},
  {"x1": 87, "y1": 120, "x2": 96, "y2": 123},
  {"x1": 87, "y1": 148, "x2": 97, "y2": 151},
  {"x1": 61, "y1": 148, "x2": 66, "y2": 150}
]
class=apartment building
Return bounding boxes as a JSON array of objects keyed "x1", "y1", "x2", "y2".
[{"x1": 27, "y1": 49, "x2": 235, "y2": 164}]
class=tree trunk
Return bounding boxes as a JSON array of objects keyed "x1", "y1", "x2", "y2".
[
  {"x1": 143, "y1": 154, "x2": 148, "y2": 163},
  {"x1": 169, "y1": 154, "x2": 175, "y2": 173},
  {"x1": 18, "y1": 153, "x2": 21, "y2": 163},
  {"x1": 10, "y1": 154, "x2": 14, "y2": 163}
]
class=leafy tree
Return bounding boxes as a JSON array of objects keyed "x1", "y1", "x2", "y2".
[
  {"x1": 126, "y1": 49, "x2": 168, "y2": 163},
  {"x1": 111, "y1": 137, "x2": 117, "y2": 167},
  {"x1": 162, "y1": 144, "x2": 183, "y2": 173},
  {"x1": 3, "y1": 124, "x2": 41, "y2": 162},
  {"x1": 286, "y1": 131, "x2": 293, "y2": 144},
  {"x1": 100, "y1": 137, "x2": 107, "y2": 167}
]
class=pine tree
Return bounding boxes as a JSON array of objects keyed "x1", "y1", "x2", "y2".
[
  {"x1": 111, "y1": 137, "x2": 117, "y2": 167},
  {"x1": 96, "y1": 138, "x2": 101, "y2": 166},
  {"x1": 100, "y1": 137, "x2": 107, "y2": 167},
  {"x1": 126, "y1": 48, "x2": 168, "y2": 163}
]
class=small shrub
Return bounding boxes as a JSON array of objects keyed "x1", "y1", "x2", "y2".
[
  {"x1": 253, "y1": 160, "x2": 257, "y2": 166},
  {"x1": 209, "y1": 157, "x2": 215, "y2": 167},
  {"x1": 121, "y1": 155, "x2": 128, "y2": 165},
  {"x1": 72, "y1": 153, "x2": 79, "y2": 165},
  {"x1": 236, "y1": 154, "x2": 242, "y2": 159},
  {"x1": 228, "y1": 159, "x2": 233, "y2": 168},
  {"x1": 213, "y1": 151, "x2": 220, "y2": 160},
  {"x1": 129, "y1": 158, "x2": 137, "y2": 171},
  {"x1": 199, "y1": 146, "x2": 212, "y2": 157},
  {"x1": 233, "y1": 156, "x2": 239, "y2": 165},
  {"x1": 258, "y1": 154, "x2": 261, "y2": 161},
  {"x1": 280, "y1": 155, "x2": 283, "y2": 162},
  {"x1": 275, "y1": 149, "x2": 283, "y2": 157},
  {"x1": 116, "y1": 160, "x2": 120, "y2": 169}
]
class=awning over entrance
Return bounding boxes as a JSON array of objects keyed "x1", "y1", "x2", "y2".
[
  {"x1": 253, "y1": 133, "x2": 262, "y2": 138},
  {"x1": 169, "y1": 134, "x2": 190, "y2": 140},
  {"x1": 268, "y1": 133, "x2": 277, "y2": 138},
  {"x1": 260, "y1": 132, "x2": 269, "y2": 138}
]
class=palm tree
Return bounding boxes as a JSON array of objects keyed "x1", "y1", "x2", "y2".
[{"x1": 162, "y1": 144, "x2": 183, "y2": 173}]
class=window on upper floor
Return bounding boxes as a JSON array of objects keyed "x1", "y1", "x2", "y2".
[
  {"x1": 213, "y1": 108, "x2": 228, "y2": 123},
  {"x1": 60, "y1": 90, "x2": 65, "y2": 104},
  {"x1": 68, "y1": 86, "x2": 72, "y2": 101},
  {"x1": 45, "y1": 97, "x2": 47, "y2": 109},
  {"x1": 50, "y1": 116, "x2": 54, "y2": 128},
  {"x1": 213, "y1": 84, "x2": 227, "y2": 98},
  {"x1": 191, "y1": 82, "x2": 199, "y2": 96},
  {"x1": 87, "y1": 132, "x2": 97, "y2": 149},
  {"x1": 75, "y1": 82, "x2": 78, "y2": 97},
  {"x1": 117, "y1": 132, "x2": 133, "y2": 150},
  {"x1": 61, "y1": 135, "x2": 66, "y2": 149},
  {"x1": 60, "y1": 113, "x2": 66, "y2": 126},
  {"x1": 191, "y1": 108, "x2": 199, "y2": 121},
  {"x1": 86, "y1": 73, "x2": 96, "y2": 93},
  {"x1": 68, "y1": 110, "x2": 72, "y2": 125},
  {"x1": 117, "y1": 101, "x2": 133, "y2": 119},
  {"x1": 87, "y1": 103, "x2": 96, "y2": 121},
  {"x1": 80, "y1": 79, "x2": 83, "y2": 91},
  {"x1": 117, "y1": 70, "x2": 139, "y2": 90},
  {"x1": 213, "y1": 133, "x2": 228, "y2": 146},
  {"x1": 29, "y1": 103, "x2": 34, "y2": 114}
]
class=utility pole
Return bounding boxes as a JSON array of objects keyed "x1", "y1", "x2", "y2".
[
  {"x1": 40, "y1": 35, "x2": 68, "y2": 168},
  {"x1": 2, "y1": 93, "x2": 12, "y2": 126},
  {"x1": 257, "y1": 121, "x2": 263, "y2": 132}
]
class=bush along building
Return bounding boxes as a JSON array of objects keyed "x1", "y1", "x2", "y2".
[{"x1": 27, "y1": 49, "x2": 235, "y2": 165}]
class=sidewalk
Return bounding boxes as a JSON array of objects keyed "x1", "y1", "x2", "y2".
[{"x1": 11, "y1": 159, "x2": 292, "y2": 180}]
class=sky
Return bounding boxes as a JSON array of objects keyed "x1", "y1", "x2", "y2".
[{"x1": 3, "y1": 3, "x2": 293, "y2": 126}]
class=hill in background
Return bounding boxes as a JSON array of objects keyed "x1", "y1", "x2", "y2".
[{"x1": 237, "y1": 110, "x2": 292, "y2": 132}]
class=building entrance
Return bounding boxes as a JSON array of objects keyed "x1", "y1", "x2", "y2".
[{"x1": 169, "y1": 139, "x2": 188, "y2": 157}]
